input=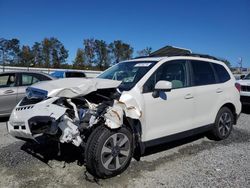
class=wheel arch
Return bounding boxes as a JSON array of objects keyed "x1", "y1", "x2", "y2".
[
  {"x1": 123, "y1": 116, "x2": 144, "y2": 160},
  {"x1": 219, "y1": 103, "x2": 237, "y2": 125}
]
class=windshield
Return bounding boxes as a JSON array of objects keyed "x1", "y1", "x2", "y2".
[
  {"x1": 244, "y1": 74, "x2": 250, "y2": 80},
  {"x1": 97, "y1": 61, "x2": 157, "y2": 91}
]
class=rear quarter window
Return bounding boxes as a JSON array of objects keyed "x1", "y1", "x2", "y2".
[{"x1": 212, "y1": 63, "x2": 231, "y2": 83}]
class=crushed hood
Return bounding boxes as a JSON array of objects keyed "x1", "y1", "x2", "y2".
[{"x1": 31, "y1": 78, "x2": 121, "y2": 98}]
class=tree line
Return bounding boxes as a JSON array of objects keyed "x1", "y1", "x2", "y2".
[
  {"x1": 0, "y1": 37, "x2": 231, "y2": 70},
  {"x1": 0, "y1": 37, "x2": 152, "y2": 70}
]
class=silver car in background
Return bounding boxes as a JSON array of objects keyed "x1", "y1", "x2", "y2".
[{"x1": 0, "y1": 71, "x2": 54, "y2": 117}]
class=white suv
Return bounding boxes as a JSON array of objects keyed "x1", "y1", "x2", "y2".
[
  {"x1": 237, "y1": 73, "x2": 250, "y2": 105},
  {"x1": 7, "y1": 55, "x2": 241, "y2": 178}
]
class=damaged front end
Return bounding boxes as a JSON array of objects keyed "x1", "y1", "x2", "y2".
[{"x1": 7, "y1": 78, "x2": 141, "y2": 148}]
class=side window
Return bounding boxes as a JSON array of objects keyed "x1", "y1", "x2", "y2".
[
  {"x1": 21, "y1": 74, "x2": 41, "y2": 86},
  {"x1": 35, "y1": 74, "x2": 52, "y2": 81},
  {"x1": 191, "y1": 61, "x2": 216, "y2": 86},
  {"x1": 212, "y1": 63, "x2": 231, "y2": 83},
  {"x1": 0, "y1": 74, "x2": 16, "y2": 88},
  {"x1": 143, "y1": 60, "x2": 188, "y2": 93},
  {"x1": 32, "y1": 76, "x2": 40, "y2": 84},
  {"x1": 21, "y1": 74, "x2": 33, "y2": 86}
]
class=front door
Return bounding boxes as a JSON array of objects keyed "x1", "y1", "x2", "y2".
[
  {"x1": 0, "y1": 73, "x2": 18, "y2": 115},
  {"x1": 141, "y1": 60, "x2": 194, "y2": 141}
]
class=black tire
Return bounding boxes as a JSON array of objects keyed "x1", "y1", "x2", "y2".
[
  {"x1": 208, "y1": 107, "x2": 234, "y2": 141},
  {"x1": 85, "y1": 125, "x2": 133, "y2": 178}
]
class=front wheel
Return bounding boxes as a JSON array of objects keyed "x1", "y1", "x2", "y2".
[
  {"x1": 85, "y1": 126, "x2": 133, "y2": 178},
  {"x1": 208, "y1": 107, "x2": 234, "y2": 141}
]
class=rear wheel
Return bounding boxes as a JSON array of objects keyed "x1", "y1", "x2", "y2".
[
  {"x1": 85, "y1": 125, "x2": 133, "y2": 178},
  {"x1": 208, "y1": 107, "x2": 234, "y2": 141}
]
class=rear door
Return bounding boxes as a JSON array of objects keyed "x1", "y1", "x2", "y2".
[
  {"x1": 0, "y1": 73, "x2": 18, "y2": 115},
  {"x1": 190, "y1": 60, "x2": 219, "y2": 127}
]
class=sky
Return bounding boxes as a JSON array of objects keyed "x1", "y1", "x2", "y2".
[{"x1": 0, "y1": 0, "x2": 249, "y2": 67}]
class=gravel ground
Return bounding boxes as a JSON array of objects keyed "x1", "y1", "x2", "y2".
[{"x1": 0, "y1": 107, "x2": 249, "y2": 188}]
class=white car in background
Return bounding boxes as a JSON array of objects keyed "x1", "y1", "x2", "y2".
[
  {"x1": 7, "y1": 54, "x2": 241, "y2": 178},
  {"x1": 237, "y1": 73, "x2": 250, "y2": 105}
]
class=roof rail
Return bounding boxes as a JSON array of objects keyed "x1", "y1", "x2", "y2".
[{"x1": 185, "y1": 53, "x2": 221, "y2": 61}]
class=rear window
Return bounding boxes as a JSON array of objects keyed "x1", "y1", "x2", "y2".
[
  {"x1": 191, "y1": 60, "x2": 216, "y2": 86},
  {"x1": 212, "y1": 63, "x2": 231, "y2": 83}
]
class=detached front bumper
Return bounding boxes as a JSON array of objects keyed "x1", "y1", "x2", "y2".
[
  {"x1": 7, "y1": 97, "x2": 66, "y2": 140},
  {"x1": 7, "y1": 119, "x2": 34, "y2": 140}
]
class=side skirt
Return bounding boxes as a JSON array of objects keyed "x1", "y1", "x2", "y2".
[{"x1": 140, "y1": 124, "x2": 213, "y2": 155}]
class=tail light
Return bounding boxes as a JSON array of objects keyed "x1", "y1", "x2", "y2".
[{"x1": 235, "y1": 83, "x2": 241, "y2": 92}]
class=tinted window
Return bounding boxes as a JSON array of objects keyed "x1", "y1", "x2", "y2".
[
  {"x1": 143, "y1": 60, "x2": 188, "y2": 93},
  {"x1": 0, "y1": 74, "x2": 16, "y2": 88},
  {"x1": 65, "y1": 72, "x2": 86, "y2": 78},
  {"x1": 191, "y1": 61, "x2": 216, "y2": 86},
  {"x1": 35, "y1": 73, "x2": 52, "y2": 81},
  {"x1": 212, "y1": 63, "x2": 230, "y2": 83}
]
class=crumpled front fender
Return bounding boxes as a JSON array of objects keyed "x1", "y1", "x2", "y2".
[{"x1": 104, "y1": 93, "x2": 141, "y2": 129}]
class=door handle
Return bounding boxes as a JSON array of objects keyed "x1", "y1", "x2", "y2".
[
  {"x1": 216, "y1": 88, "x2": 223, "y2": 93},
  {"x1": 4, "y1": 89, "x2": 14, "y2": 94},
  {"x1": 184, "y1": 93, "x2": 194, "y2": 99}
]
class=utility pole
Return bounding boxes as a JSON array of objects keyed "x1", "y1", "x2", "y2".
[
  {"x1": 2, "y1": 50, "x2": 4, "y2": 72},
  {"x1": 239, "y1": 57, "x2": 243, "y2": 74}
]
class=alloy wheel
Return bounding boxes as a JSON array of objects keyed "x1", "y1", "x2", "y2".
[
  {"x1": 101, "y1": 133, "x2": 131, "y2": 171},
  {"x1": 218, "y1": 112, "x2": 232, "y2": 137}
]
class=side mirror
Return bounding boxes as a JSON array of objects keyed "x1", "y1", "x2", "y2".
[{"x1": 152, "y1": 80, "x2": 172, "y2": 98}]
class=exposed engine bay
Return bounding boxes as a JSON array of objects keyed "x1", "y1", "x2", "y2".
[
  {"x1": 7, "y1": 78, "x2": 141, "y2": 148},
  {"x1": 28, "y1": 88, "x2": 123, "y2": 147}
]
